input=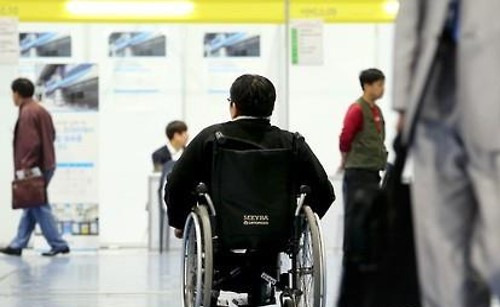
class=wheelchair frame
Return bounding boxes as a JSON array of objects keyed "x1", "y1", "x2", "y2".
[{"x1": 181, "y1": 184, "x2": 326, "y2": 307}]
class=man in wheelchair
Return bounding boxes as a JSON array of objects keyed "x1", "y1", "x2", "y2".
[{"x1": 166, "y1": 74, "x2": 335, "y2": 306}]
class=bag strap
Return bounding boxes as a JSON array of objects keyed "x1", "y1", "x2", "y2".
[
  {"x1": 398, "y1": 28, "x2": 450, "y2": 171},
  {"x1": 401, "y1": 26, "x2": 450, "y2": 150}
]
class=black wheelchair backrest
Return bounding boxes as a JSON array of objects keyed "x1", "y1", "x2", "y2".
[{"x1": 211, "y1": 132, "x2": 297, "y2": 250}]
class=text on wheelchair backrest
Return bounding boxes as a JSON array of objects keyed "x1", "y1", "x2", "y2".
[{"x1": 243, "y1": 215, "x2": 270, "y2": 226}]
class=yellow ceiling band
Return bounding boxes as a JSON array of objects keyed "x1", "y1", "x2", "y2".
[{"x1": 0, "y1": 0, "x2": 398, "y2": 23}]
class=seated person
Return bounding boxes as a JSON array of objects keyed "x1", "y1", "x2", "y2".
[
  {"x1": 166, "y1": 74, "x2": 335, "y2": 305},
  {"x1": 165, "y1": 74, "x2": 335, "y2": 238},
  {"x1": 151, "y1": 120, "x2": 189, "y2": 172}
]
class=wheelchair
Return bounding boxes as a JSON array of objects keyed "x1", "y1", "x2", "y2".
[{"x1": 181, "y1": 132, "x2": 326, "y2": 307}]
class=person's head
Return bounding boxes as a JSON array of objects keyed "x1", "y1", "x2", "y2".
[
  {"x1": 359, "y1": 68, "x2": 385, "y2": 101},
  {"x1": 166, "y1": 120, "x2": 188, "y2": 149},
  {"x1": 228, "y1": 74, "x2": 276, "y2": 119},
  {"x1": 11, "y1": 78, "x2": 35, "y2": 106}
]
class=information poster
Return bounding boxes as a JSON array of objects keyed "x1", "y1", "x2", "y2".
[
  {"x1": 21, "y1": 63, "x2": 100, "y2": 250},
  {"x1": 203, "y1": 31, "x2": 261, "y2": 94},
  {"x1": 105, "y1": 31, "x2": 173, "y2": 109},
  {"x1": 185, "y1": 26, "x2": 279, "y2": 133},
  {"x1": 0, "y1": 17, "x2": 19, "y2": 64},
  {"x1": 96, "y1": 26, "x2": 183, "y2": 245},
  {"x1": 290, "y1": 19, "x2": 324, "y2": 66}
]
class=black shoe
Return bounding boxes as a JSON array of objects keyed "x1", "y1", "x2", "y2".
[
  {"x1": 41, "y1": 246, "x2": 70, "y2": 257},
  {"x1": 0, "y1": 247, "x2": 22, "y2": 256}
]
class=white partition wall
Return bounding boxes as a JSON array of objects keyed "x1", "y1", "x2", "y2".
[
  {"x1": 90, "y1": 24, "x2": 184, "y2": 245},
  {"x1": 0, "y1": 22, "x2": 395, "y2": 247},
  {"x1": 289, "y1": 24, "x2": 396, "y2": 175}
]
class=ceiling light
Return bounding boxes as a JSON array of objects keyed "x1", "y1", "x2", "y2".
[{"x1": 384, "y1": 1, "x2": 400, "y2": 16}]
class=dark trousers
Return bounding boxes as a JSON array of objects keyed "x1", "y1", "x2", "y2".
[
  {"x1": 338, "y1": 168, "x2": 381, "y2": 307},
  {"x1": 213, "y1": 250, "x2": 277, "y2": 306}
]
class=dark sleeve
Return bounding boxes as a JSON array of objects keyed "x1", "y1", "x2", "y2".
[
  {"x1": 16, "y1": 112, "x2": 41, "y2": 170},
  {"x1": 152, "y1": 147, "x2": 168, "y2": 165},
  {"x1": 297, "y1": 139, "x2": 335, "y2": 218},
  {"x1": 152, "y1": 149, "x2": 161, "y2": 164},
  {"x1": 38, "y1": 111, "x2": 56, "y2": 171},
  {"x1": 164, "y1": 130, "x2": 208, "y2": 229}
]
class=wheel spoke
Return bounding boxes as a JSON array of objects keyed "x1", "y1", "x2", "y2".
[
  {"x1": 297, "y1": 225, "x2": 314, "y2": 307},
  {"x1": 295, "y1": 207, "x2": 323, "y2": 307}
]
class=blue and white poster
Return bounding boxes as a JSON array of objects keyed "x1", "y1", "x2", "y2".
[{"x1": 26, "y1": 63, "x2": 100, "y2": 250}]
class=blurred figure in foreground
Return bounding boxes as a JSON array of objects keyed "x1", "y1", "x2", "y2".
[{"x1": 394, "y1": 0, "x2": 500, "y2": 306}]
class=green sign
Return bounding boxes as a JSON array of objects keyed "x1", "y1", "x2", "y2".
[{"x1": 291, "y1": 28, "x2": 299, "y2": 65}]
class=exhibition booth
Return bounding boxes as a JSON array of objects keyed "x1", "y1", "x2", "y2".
[{"x1": 0, "y1": 0, "x2": 398, "y2": 249}]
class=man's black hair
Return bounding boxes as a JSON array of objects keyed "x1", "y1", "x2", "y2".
[
  {"x1": 166, "y1": 121, "x2": 188, "y2": 140},
  {"x1": 229, "y1": 74, "x2": 276, "y2": 117},
  {"x1": 359, "y1": 68, "x2": 385, "y2": 90},
  {"x1": 11, "y1": 78, "x2": 35, "y2": 98}
]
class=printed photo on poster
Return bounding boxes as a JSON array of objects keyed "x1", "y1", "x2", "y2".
[
  {"x1": 19, "y1": 32, "x2": 72, "y2": 57},
  {"x1": 108, "y1": 32, "x2": 166, "y2": 57},
  {"x1": 34, "y1": 63, "x2": 99, "y2": 111},
  {"x1": 55, "y1": 203, "x2": 99, "y2": 236},
  {"x1": 203, "y1": 32, "x2": 260, "y2": 57},
  {"x1": 36, "y1": 203, "x2": 99, "y2": 236}
]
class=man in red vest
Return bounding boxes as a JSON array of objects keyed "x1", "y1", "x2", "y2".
[{"x1": 338, "y1": 68, "x2": 388, "y2": 307}]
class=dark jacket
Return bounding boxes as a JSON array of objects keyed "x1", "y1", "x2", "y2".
[
  {"x1": 165, "y1": 118, "x2": 335, "y2": 229},
  {"x1": 152, "y1": 145, "x2": 172, "y2": 167},
  {"x1": 14, "y1": 100, "x2": 56, "y2": 172}
]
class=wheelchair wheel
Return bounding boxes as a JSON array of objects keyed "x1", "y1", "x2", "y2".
[
  {"x1": 295, "y1": 205, "x2": 326, "y2": 307},
  {"x1": 181, "y1": 206, "x2": 213, "y2": 307}
]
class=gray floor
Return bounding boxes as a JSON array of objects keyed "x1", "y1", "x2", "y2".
[{"x1": 0, "y1": 248, "x2": 343, "y2": 307}]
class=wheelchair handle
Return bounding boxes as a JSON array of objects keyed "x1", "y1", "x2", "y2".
[
  {"x1": 196, "y1": 182, "x2": 208, "y2": 194},
  {"x1": 299, "y1": 185, "x2": 311, "y2": 194}
]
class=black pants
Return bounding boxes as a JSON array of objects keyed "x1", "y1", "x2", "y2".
[
  {"x1": 213, "y1": 250, "x2": 277, "y2": 306},
  {"x1": 338, "y1": 168, "x2": 381, "y2": 307}
]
